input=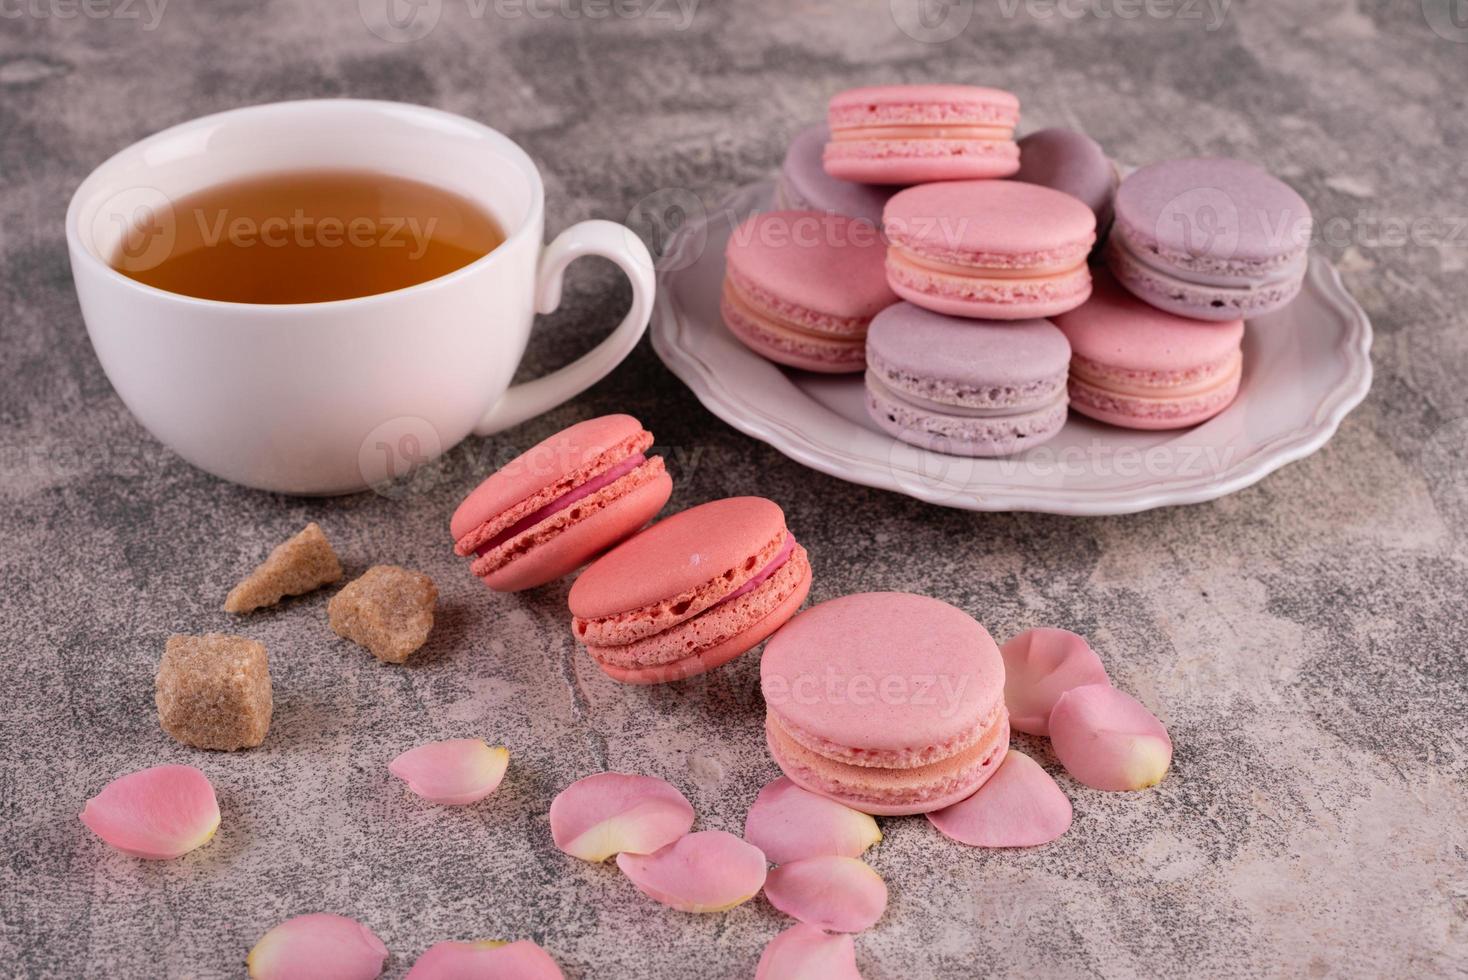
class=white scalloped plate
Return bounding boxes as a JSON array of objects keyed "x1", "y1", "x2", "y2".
[{"x1": 651, "y1": 179, "x2": 1372, "y2": 515}]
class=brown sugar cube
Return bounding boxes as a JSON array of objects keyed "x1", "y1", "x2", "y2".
[
  {"x1": 156, "y1": 633, "x2": 272, "y2": 750},
  {"x1": 327, "y1": 565, "x2": 437, "y2": 664},
  {"x1": 224, "y1": 522, "x2": 343, "y2": 613}
]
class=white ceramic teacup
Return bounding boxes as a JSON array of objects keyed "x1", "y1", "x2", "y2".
[{"x1": 66, "y1": 99, "x2": 655, "y2": 495}]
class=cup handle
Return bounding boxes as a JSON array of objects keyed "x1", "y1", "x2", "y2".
[{"x1": 473, "y1": 219, "x2": 655, "y2": 435}]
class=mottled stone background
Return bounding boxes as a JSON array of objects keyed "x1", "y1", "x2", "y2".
[{"x1": 2, "y1": 1, "x2": 1465, "y2": 977}]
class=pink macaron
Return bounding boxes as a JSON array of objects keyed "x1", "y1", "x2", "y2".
[
  {"x1": 1054, "y1": 271, "x2": 1245, "y2": 429},
  {"x1": 451, "y1": 415, "x2": 672, "y2": 592},
  {"x1": 883, "y1": 180, "x2": 1095, "y2": 319},
  {"x1": 761, "y1": 593, "x2": 1009, "y2": 816},
  {"x1": 722, "y1": 210, "x2": 896, "y2": 373},
  {"x1": 823, "y1": 84, "x2": 1020, "y2": 184},
  {"x1": 569, "y1": 497, "x2": 812, "y2": 684}
]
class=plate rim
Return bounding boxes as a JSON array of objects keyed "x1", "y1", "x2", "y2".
[{"x1": 651, "y1": 179, "x2": 1374, "y2": 516}]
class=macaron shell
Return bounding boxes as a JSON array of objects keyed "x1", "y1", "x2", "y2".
[
  {"x1": 885, "y1": 263, "x2": 1092, "y2": 320},
  {"x1": 865, "y1": 303, "x2": 1071, "y2": 397},
  {"x1": 884, "y1": 180, "x2": 1095, "y2": 262},
  {"x1": 1055, "y1": 271, "x2": 1244, "y2": 374},
  {"x1": 590, "y1": 552, "x2": 811, "y2": 685},
  {"x1": 828, "y1": 84, "x2": 1020, "y2": 124},
  {"x1": 825, "y1": 149, "x2": 1019, "y2": 185},
  {"x1": 721, "y1": 286, "x2": 867, "y2": 374},
  {"x1": 825, "y1": 85, "x2": 1021, "y2": 184},
  {"x1": 1106, "y1": 236, "x2": 1305, "y2": 321},
  {"x1": 569, "y1": 497, "x2": 788, "y2": 621},
  {"x1": 451, "y1": 414, "x2": 645, "y2": 544},
  {"x1": 1067, "y1": 361, "x2": 1241, "y2": 430},
  {"x1": 479, "y1": 467, "x2": 672, "y2": 591},
  {"x1": 767, "y1": 708, "x2": 1010, "y2": 816},
  {"x1": 760, "y1": 592, "x2": 1005, "y2": 759},
  {"x1": 1111, "y1": 156, "x2": 1311, "y2": 267},
  {"x1": 866, "y1": 382, "x2": 1067, "y2": 456}
]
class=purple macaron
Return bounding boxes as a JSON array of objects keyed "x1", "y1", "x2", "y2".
[
  {"x1": 776, "y1": 123, "x2": 895, "y2": 227},
  {"x1": 865, "y1": 302, "x2": 1071, "y2": 457},
  {"x1": 1014, "y1": 127, "x2": 1118, "y2": 238},
  {"x1": 1105, "y1": 157, "x2": 1312, "y2": 321}
]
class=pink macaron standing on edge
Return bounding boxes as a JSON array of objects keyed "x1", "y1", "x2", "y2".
[
  {"x1": 569, "y1": 497, "x2": 812, "y2": 684},
  {"x1": 722, "y1": 210, "x2": 896, "y2": 373},
  {"x1": 864, "y1": 302, "x2": 1071, "y2": 456},
  {"x1": 824, "y1": 84, "x2": 1021, "y2": 184},
  {"x1": 451, "y1": 415, "x2": 672, "y2": 591},
  {"x1": 1054, "y1": 271, "x2": 1245, "y2": 429},
  {"x1": 883, "y1": 180, "x2": 1096, "y2": 319},
  {"x1": 1105, "y1": 156, "x2": 1312, "y2": 321},
  {"x1": 761, "y1": 592, "x2": 1010, "y2": 816}
]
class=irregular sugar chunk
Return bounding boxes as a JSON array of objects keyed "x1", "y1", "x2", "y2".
[
  {"x1": 756, "y1": 923, "x2": 863, "y2": 980},
  {"x1": 616, "y1": 831, "x2": 768, "y2": 912},
  {"x1": 405, "y1": 940, "x2": 564, "y2": 979},
  {"x1": 247, "y1": 913, "x2": 388, "y2": 980},
  {"x1": 763, "y1": 856, "x2": 887, "y2": 933},
  {"x1": 327, "y1": 565, "x2": 437, "y2": 664},
  {"x1": 225, "y1": 523, "x2": 343, "y2": 613},
  {"x1": 926, "y1": 750, "x2": 1072, "y2": 847},
  {"x1": 156, "y1": 633, "x2": 272, "y2": 750},
  {"x1": 79, "y1": 764, "x2": 220, "y2": 860},
  {"x1": 744, "y1": 777, "x2": 881, "y2": 865},
  {"x1": 550, "y1": 772, "x2": 695, "y2": 862},
  {"x1": 1049, "y1": 684, "x2": 1172, "y2": 791},
  {"x1": 389, "y1": 740, "x2": 509, "y2": 805}
]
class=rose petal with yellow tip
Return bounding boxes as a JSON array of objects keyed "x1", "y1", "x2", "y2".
[
  {"x1": 763, "y1": 856, "x2": 886, "y2": 933},
  {"x1": 389, "y1": 739, "x2": 509, "y2": 805},
  {"x1": 246, "y1": 913, "x2": 388, "y2": 980},
  {"x1": 78, "y1": 764, "x2": 220, "y2": 860},
  {"x1": 744, "y1": 777, "x2": 881, "y2": 865},
  {"x1": 926, "y1": 750, "x2": 1072, "y2": 847},
  {"x1": 616, "y1": 830, "x2": 767, "y2": 912},
  {"x1": 550, "y1": 772, "x2": 694, "y2": 862},
  {"x1": 1049, "y1": 684, "x2": 1172, "y2": 791},
  {"x1": 1000, "y1": 628, "x2": 1110, "y2": 736},
  {"x1": 405, "y1": 939, "x2": 564, "y2": 979},
  {"x1": 756, "y1": 923, "x2": 863, "y2": 980}
]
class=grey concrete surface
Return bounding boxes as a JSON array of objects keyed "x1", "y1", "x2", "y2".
[{"x1": 2, "y1": 1, "x2": 1466, "y2": 977}]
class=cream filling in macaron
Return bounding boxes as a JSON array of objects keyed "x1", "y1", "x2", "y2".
[
  {"x1": 865, "y1": 370, "x2": 1066, "y2": 419},
  {"x1": 1070, "y1": 350, "x2": 1243, "y2": 398}
]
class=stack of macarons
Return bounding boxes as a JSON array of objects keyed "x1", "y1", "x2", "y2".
[{"x1": 721, "y1": 82, "x2": 1314, "y2": 453}]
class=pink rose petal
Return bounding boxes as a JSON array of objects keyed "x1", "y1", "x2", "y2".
[
  {"x1": 389, "y1": 739, "x2": 509, "y2": 805},
  {"x1": 615, "y1": 830, "x2": 767, "y2": 912},
  {"x1": 246, "y1": 913, "x2": 388, "y2": 980},
  {"x1": 405, "y1": 939, "x2": 564, "y2": 979},
  {"x1": 78, "y1": 764, "x2": 220, "y2": 860},
  {"x1": 1000, "y1": 628, "x2": 1110, "y2": 736},
  {"x1": 763, "y1": 856, "x2": 886, "y2": 933},
  {"x1": 550, "y1": 772, "x2": 694, "y2": 862},
  {"x1": 1050, "y1": 684, "x2": 1172, "y2": 791},
  {"x1": 744, "y1": 777, "x2": 881, "y2": 865},
  {"x1": 926, "y1": 750, "x2": 1072, "y2": 847},
  {"x1": 755, "y1": 923, "x2": 863, "y2": 980}
]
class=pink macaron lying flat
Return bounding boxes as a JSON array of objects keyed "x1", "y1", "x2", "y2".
[
  {"x1": 824, "y1": 84, "x2": 1020, "y2": 184},
  {"x1": 761, "y1": 592, "x2": 1009, "y2": 816},
  {"x1": 1054, "y1": 271, "x2": 1244, "y2": 429},
  {"x1": 451, "y1": 414, "x2": 672, "y2": 591},
  {"x1": 1014, "y1": 127, "x2": 1118, "y2": 240},
  {"x1": 569, "y1": 497, "x2": 812, "y2": 684},
  {"x1": 405, "y1": 940, "x2": 564, "y2": 980},
  {"x1": 722, "y1": 210, "x2": 896, "y2": 373},
  {"x1": 883, "y1": 181, "x2": 1095, "y2": 319}
]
